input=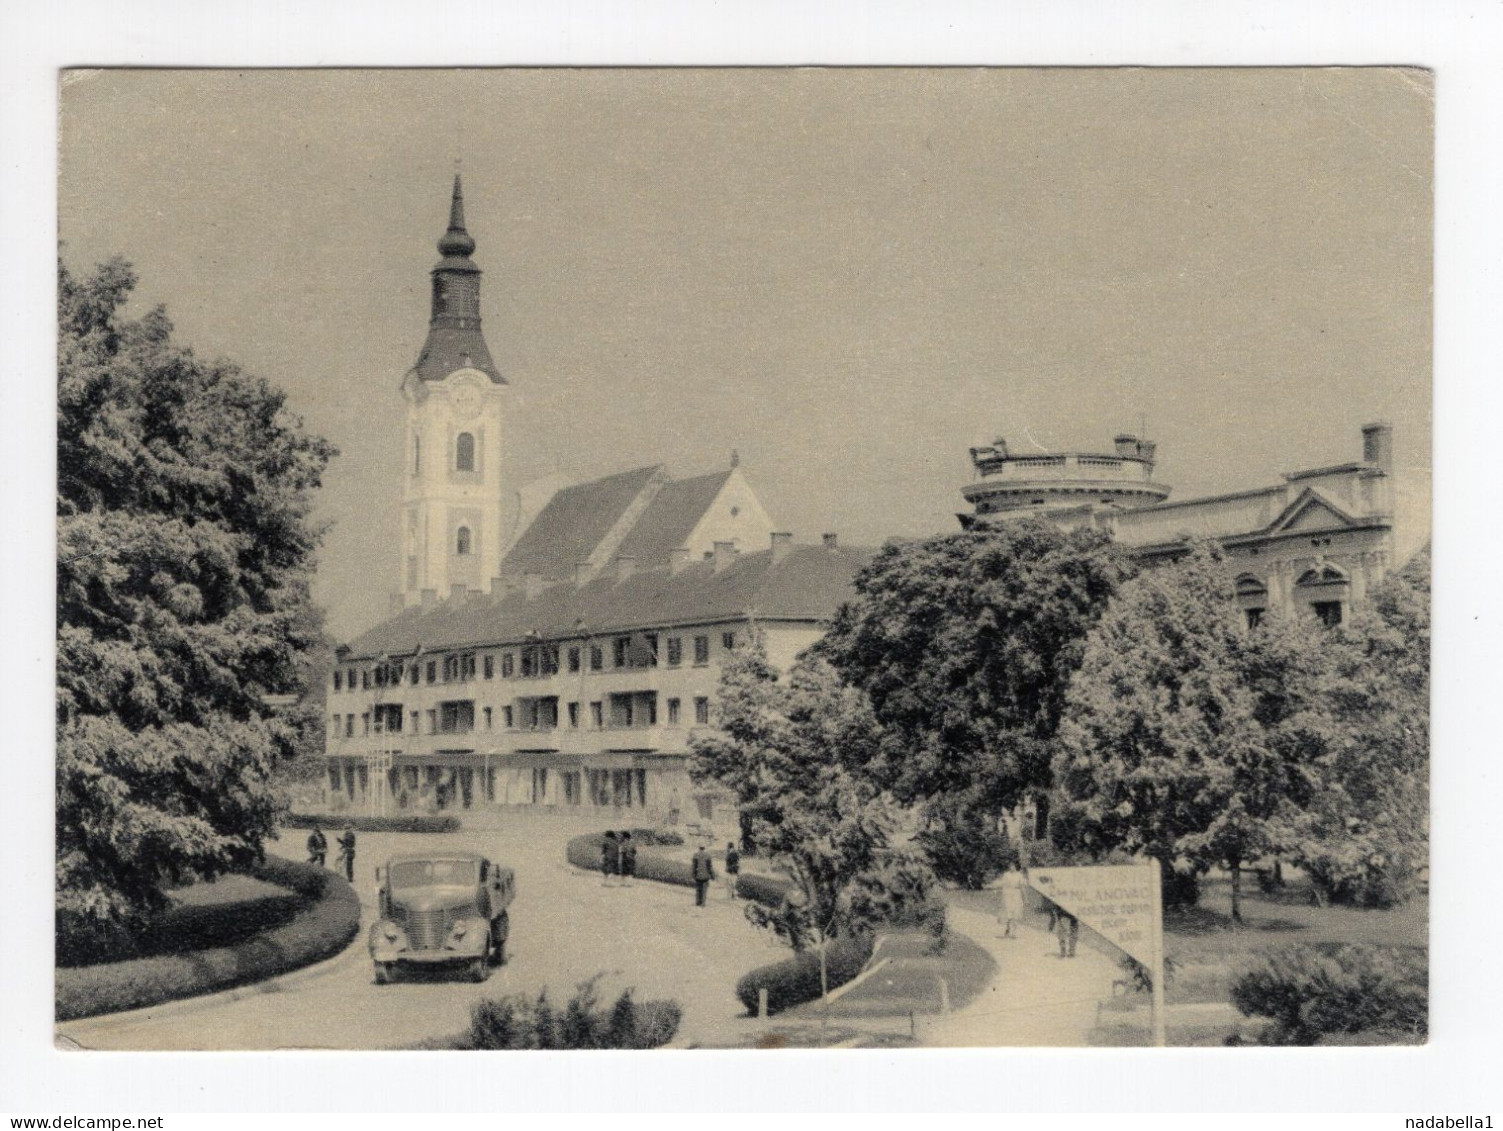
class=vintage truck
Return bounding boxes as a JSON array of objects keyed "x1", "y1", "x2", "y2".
[{"x1": 368, "y1": 851, "x2": 514, "y2": 984}]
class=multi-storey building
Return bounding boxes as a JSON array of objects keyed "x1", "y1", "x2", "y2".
[
  {"x1": 329, "y1": 177, "x2": 861, "y2": 816},
  {"x1": 960, "y1": 422, "x2": 1429, "y2": 627},
  {"x1": 326, "y1": 533, "x2": 870, "y2": 815}
]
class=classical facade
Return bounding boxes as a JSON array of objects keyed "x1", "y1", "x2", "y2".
[
  {"x1": 960, "y1": 422, "x2": 1429, "y2": 627},
  {"x1": 327, "y1": 180, "x2": 866, "y2": 815}
]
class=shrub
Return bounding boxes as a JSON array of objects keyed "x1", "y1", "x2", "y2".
[
  {"x1": 466, "y1": 976, "x2": 682, "y2": 1049},
  {"x1": 56, "y1": 855, "x2": 360, "y2": 1022},
  {"x1": 732, "y1": 870, "x2": 791, "y2": 908},
  {"x1": 1297, "y1": 839, "x2": 1420, "y2": 909},
  {"x1": 914, "y1": 797, "x2": 1015, "y2": 890},
  {"x1": 1229, "y1": 944, "x2": 1427, "y2": 1045},
  {"x1": 629, "y1": 827, "x2": 684, "y2": 847},
  {"x1": 734, "y1": 930, "x2": 876, "y2": 1016},
  {"x1": 281, "y1": 813, "x2": 461, "y2": 834}
]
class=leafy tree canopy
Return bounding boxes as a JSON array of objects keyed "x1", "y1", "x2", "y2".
[
  {"x1": 815, "y1": 521, "x2": 1136, "y2": 815},
  {"x1": 690, "y1": 639, "x2": 940, "y2": 970},
  {"x1": 1052, "y1": 543, "x2": 1310, "y2": 918},
  {"x1": 57, "y1": 256, "x2": 336, "y2": 935}
]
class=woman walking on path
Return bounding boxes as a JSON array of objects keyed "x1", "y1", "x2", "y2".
[{"x1": 998, "y1": 864, "x2": 1026, "y2": 939}]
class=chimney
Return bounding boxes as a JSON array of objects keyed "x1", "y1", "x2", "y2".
[
  {"x1": 468, "y1": 588, "x2": 484, "y2": 602},
  {"x1": 822, "y1": 532, "x2": 838, "y2": 551},
  {"x1": 1113, "y1": 434, "x2": 1138, "y2": 458},
  {"x1": 574, "y1": 561, "x2": 594, "y2": 588},
  {"x1": 1362, "y1": 422, "x2": 1394, "y2": 474},
  {"x1": 615, "y1": 556, "x2": 636, "y2": 583},
  {"x1": 670, "y1": 547, "x2": 691, "y2": 576},
  {"x1": 450, "y1": 583, "x2": 468, "y2": 603},
  {"x1": 420, "y1": 588, "x2": 438, "y2": 610},
  {"x1": 770, "y1": 532, "x2": 794, "y2": 565},
  {"x1": 713, "y1": 541, "x2": 738, "y2": 574},
  {"x1": 524, "y1": 572, "x2": 544, "y2": 600},
  {"x1": 1137, "y1": 440, "x2": 1157, "y2": 467}
]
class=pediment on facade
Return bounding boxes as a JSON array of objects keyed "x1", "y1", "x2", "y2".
[{"x1": 1265, "y1": 488, "x2": 1360, "y2": 535}]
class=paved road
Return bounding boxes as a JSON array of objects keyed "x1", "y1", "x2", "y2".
[{"x1": 58, "y1": 816, "x2": 779, "y2": 1051}]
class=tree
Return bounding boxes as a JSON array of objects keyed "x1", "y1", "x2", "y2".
[
  {"x1": 814, "y1": 521, "x2": 1135, "y2": 884},
  {"x1": 1276, "y1": 550, "x2": 1429, "y2": 906},
  {"x1": 57, "y1": 256, "x2": 336, "y2": 940},
  {"x1": 690, "y1": 638, "x2": 938, "y2": 1009},
  {"x1": 1052, "y1": 544, "x2": 1309, "y2": 920}
]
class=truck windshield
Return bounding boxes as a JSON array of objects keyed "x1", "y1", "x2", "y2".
[{"x1": 389, "y1": 860, "x2": 477, "y2": 888}]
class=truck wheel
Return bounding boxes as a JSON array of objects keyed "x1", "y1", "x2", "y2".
[{"x1": 469, "y1": 958, "x2": 488, "y2": 984}]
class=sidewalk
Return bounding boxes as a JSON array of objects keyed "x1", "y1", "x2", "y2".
[{"x1": 918, "y1": 903, "x2": 1120, "y2": 1047}]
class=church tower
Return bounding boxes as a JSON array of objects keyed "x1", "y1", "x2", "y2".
[{"x1": 397, "y1": 176, "x2": 508, "y2": 608}]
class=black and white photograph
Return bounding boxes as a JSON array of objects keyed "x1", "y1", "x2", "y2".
[{"x1": 46, "y1": 65, "x2": 1435, "y2": 1058}]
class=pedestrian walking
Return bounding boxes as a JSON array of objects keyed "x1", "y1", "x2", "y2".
[
  {"x1": 691, "y1": 842, "x2": 715, "y2": 907},
  {"x1": 668, "y1": 788, "x2": 682, "y2": 827},
  {"x1": 619, "y1": 831, "x2": 637, "y2": 886},
  {"x1": 723, "y1": 841, "x2": 740, "y2": 900},
  {"x1": 601, "y1": 830, "x2": 620, "y2": 887},
  {"x1": 336, "y1": 828, "x2": 357, "y2": 883},
  {"x1": 1055, "y1": 905, "x2": 1079, "y2": 958},
  {"x1": 998, "y1": 864, "x2": 1025, "y2": 939},
  {"x1": 306, "y1": 824, "x2": 328, "y2": 868}
]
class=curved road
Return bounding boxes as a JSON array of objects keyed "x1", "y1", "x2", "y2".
[{"x1": 58, "y1": 818, "x2": 777, "y2": 1051}]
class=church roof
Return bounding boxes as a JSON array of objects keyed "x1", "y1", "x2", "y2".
[
  {"x1": 499, "y1": 465, "x2": 665, "y2": 581},
  {"x1": 613, "y1": 469, "x2": 736, "y2": 567},
  {"x1": 343, "y1": 543, "x2": 875, "y2": 659}
]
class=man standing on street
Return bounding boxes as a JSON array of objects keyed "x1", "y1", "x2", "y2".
[
  {"x1": 337, "y1": 827, "x2": 357, "y2": 883},
  {"x1": 307, "y1": 824, "x2": 327, "y2": 868},
  {"x1": 691, "y1": 842, "x2": 715, "y2": 908},
  {"x1": 1056, "y1": 905, "x2": 1079, "y2": 958}
]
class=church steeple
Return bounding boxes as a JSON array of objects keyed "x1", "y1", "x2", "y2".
[{"x1": 412, "y1": 175, "x2": 503, "y2": 384}]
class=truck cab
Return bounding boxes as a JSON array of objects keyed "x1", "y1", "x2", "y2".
[{"x1": 368, "y1": 851, "x2": 514, "y2": 984}]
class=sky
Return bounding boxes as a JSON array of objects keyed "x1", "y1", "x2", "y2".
[{"x1": 57, "y1": 68, "x2": 1433, "y2": 641}]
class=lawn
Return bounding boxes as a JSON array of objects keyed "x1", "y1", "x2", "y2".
[{"x1": 1165, "y1": 875, "x2": 1427, "y2": 965}]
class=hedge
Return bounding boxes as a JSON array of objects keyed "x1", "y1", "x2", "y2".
[
  {"x1": 734, "y1": 931, "x2": 877, "y2": 1016},
  {"x1": 282, "y1": 812, "x2": 461, "y2": 834},
  {"x1": 1230, "y1": 943, "x2": 1428, "y2": 1045},
  {"x1": 566, "y1": 833, "x2": 789, "y2": 906},
  {"x1": 56, "y1": 855, "x2": 361, "y2": 1022}
]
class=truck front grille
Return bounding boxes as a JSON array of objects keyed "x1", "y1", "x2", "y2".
[{"x1": 402, "y1": 908, "x2": 456, "y2": 950}]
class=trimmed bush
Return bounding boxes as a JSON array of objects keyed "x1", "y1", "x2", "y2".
[
  {"x1": 56, "y1": 855, "x2": 360, "y2": 1022},
  {"x1": 732, "y1": 871, "x2": 791, "y2": 908},
  {"x1": 1230, "y1": 944, "x2": 1427, "y2": 1045},
  {"x1": 464, "y1": 976, "x2": 681, "y2": 1049},
  {"x1": 282, "y1": 812, "x2": 461, "y2": 834},
  {"x1": 735, "y1": 930, "x2": 876, "y2": 1016},
  {"x1": 566, "y1": 833, "x2": 791, "y2": 907}
]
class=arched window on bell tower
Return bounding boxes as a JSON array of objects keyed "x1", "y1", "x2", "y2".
[
  {"x1": 455, "y1": 432, "x2": 475, "y2": 472},
  {"x1": 456, "y1": 526, "x2": 473, "y2": 556}
]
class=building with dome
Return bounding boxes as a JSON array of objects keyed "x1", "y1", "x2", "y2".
[{"x1": 960, "y1": 423, "x2": 1429, "y2": 627}]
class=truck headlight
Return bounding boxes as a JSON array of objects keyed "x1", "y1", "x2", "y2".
[{"x1": 380, "y1": 922, "x2": 404, "y2": 944}]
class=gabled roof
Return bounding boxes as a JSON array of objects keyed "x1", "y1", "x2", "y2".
[
  {"x1": 343, "y1": 544, "x2": 875, "y2": 660},
  {"x1": 500, "y1": 465, "x2": 664, "y2": 581},
  {"x1": 1263, "y1": 486, "x2": 1362, "y2": 535},
  {"x1": 613, "y1": 469, "x2": 735, "y2": 567}
]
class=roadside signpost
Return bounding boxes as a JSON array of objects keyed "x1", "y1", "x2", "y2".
[{"x1": 1028, "y1": 861, "x2": 1166, "y2": 1046}]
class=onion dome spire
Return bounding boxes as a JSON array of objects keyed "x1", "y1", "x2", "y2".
[
  {"x1": 410, "y1": 175, "x2": 504, "y2": 384},
  {"x1": 437, "y1": 174, "x2": 477, "y2": 259}
]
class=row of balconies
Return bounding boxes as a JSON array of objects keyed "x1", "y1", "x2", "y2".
[{"x1": 327, "y1": 723, "x2": 705, "y2": 758}]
